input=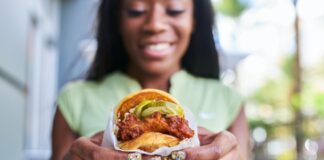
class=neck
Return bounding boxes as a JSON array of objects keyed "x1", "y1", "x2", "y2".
[{"x1": 126, "y1": 67, "x2": 180, "y2": 92}]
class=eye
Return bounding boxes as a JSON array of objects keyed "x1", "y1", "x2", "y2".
[
  {"x1": 127, "y1": 9, "x2": 146, "y2": 17},
  {"x1": 166, "y1": 9, "x2": 185, "y2": 16}
]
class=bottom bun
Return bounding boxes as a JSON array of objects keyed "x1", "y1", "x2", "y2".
[{"x1": 118, "y1": 132, "x2": 180, "y2": 152}]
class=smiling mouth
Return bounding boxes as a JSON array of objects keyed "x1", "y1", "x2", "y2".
[
  {"x1": 141, "y1": 42, "x2": 175, "y2": 58},
  {"x1": 145, "y1": 43, "x2": 172, "y2": 51}
]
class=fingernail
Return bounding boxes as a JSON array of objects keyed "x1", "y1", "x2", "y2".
[
  {"x1": 170, "y1": 151, "x2": 186, "y2": 160},
  {"x1": 127, "y1": 153, "x2": 142, "y2": 160}
]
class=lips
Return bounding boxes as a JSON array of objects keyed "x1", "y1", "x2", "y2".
[
  {"x1": 145, "y1": 43, "x2": 171, "y2": 51},
  {"x1": 140, "y1": 42, "x2": 175, "y2": 59}
]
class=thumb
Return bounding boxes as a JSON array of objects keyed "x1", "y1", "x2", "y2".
[
  {"x1": 90, "y1": 131, "x2": 104, "y2": 145},
  {"x1": 184, "y1": 131, "x2": 237, "y2": 160}
]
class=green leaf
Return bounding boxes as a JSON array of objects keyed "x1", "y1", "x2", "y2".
[{"x1": 216, "y1": 0, "x2": 248, "y2": 17}]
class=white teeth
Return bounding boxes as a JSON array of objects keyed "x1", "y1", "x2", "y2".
[{"x1": 146, "y1": 43, "x2": 171, "y2": 51}]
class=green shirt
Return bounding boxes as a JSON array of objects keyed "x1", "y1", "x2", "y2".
[{"x1": 57, "y1": 70, "x2": 243, "y2": 137}]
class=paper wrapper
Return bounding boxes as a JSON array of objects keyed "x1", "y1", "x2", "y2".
[{"x1": 101, "y1": 106, "x2": 200, "y2": 156}]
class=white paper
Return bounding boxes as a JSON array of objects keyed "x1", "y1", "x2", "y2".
[{"x1": 102, "y1": 106, "x2": 200, "y2": 156}]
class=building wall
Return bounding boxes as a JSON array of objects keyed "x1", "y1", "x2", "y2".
[
  {"x1": 0, "y1": 0, "x2": 29, "y2": 159},
  {"x1": 0, "y1": 81, "x2": 25, "y2": 159},
  {"x1": 0, "y1": 0, "x2": 60, "y2": 159},
  {"x1": 0, "y1": 0, "x2": 102, "y2": 159}
]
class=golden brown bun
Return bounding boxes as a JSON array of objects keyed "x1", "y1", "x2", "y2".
[
  {"x1": 118, "y1": 132, "x2": 180, "y2": 152},
  {"x1": 115, "y1": 89, "x2": 181, "y2": 119}
]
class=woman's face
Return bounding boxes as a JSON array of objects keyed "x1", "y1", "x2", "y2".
[{"x1": 120, "y1": 0, "x2": 194, "y2": 75}]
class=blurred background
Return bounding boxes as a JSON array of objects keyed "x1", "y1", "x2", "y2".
[{"x1": 0, "y1": 0, "x2": 323, "y2": 159}]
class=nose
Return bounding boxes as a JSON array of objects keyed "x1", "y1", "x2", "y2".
[{"x1": 142, "y1": 5, "x2": 168, "y2": 34}]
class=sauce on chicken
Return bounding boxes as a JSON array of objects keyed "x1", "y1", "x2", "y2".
[{"x1": 117, "y1": 112, "x2": 194, "y2": 141}]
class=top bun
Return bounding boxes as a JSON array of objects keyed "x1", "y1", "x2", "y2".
[{"x1": 115, "y1": 89, "x2": 181, "y2": 120}]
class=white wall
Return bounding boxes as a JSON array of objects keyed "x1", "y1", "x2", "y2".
[
  {"x1": 0, "y1": 0, "x2": 60, "y2": 159},
  {"x1": 0, "y1": 0, "x2": 99, "y2": 158},
  {"x1": 25, "y1": 0, "x2": 60, "y2": 159},
  {"x1": 0, "y1": 80, "x2": 25, "y2": 159},
  {"x1": 0, "y1": 0, "x2": 29, "y2": 159}
]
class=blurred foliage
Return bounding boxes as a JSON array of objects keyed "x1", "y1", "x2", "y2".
[
  {"x1": 216, "y1": 0, "x2": 248, "y2": 18},
  {"x1": 250, "y1": 79, "x2": 292, "y2": 107},
  {"x1": 249, "y1": 119, "x2": 272, "y2": 133},
  {"x1": 249, "y1": 55, "x2": 294, "y2": 108},
  {"x1": 312, "y1": 92, "x2": 324, "y2": 116},
  {"x1": 247, "y1": 54, "x2": 324, "y2": 158},
  {"x1": 281, "y1": 55, "x2": 295, "y2": 81},
  {"x1": 248, "y1": 54, "x2": 324, "y2": 119},
  {"x1": 248, "y1": 54, "x2": 324, "y2": 117},
  {"x1": 277, "y1": 149, "x2": 296, "y2": 160},
  {"x1": 302, "y1": 118, "x2": 322, "y2": 138},
  {"x1": 302, "y1": 58, "x2": 324, "y2": 117}
]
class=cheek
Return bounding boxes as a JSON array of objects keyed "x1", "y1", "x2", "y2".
[
  {"x1": 121, "y1": 23, "x2": 135, "y2": 40},
  {"x1": 121, "y1": 17, "x2": 142, "y2": 38},
  {"x1": 176, "y1": 15, "x2": 194, "y2": 44},
  {"x1": 177, "y1": 21, "x2": 194, "y2": 48},
  {"x1": 120, "y1": 20, "x2": 141, "y2": 50}
]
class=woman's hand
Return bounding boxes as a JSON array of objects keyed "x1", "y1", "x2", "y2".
[
  {"x1": 183, "y1": 127, "x2": 244, "y2": 160},
  {"x1": 64, "y1": 131, "x2": 128, "y2": 160}
]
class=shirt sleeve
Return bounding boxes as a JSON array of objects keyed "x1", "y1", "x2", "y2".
[{"x1": 56, "y1": 82, "x2": 84, "y2": 132}]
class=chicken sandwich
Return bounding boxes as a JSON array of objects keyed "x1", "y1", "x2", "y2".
[{"x1": 114, "y1": 89, "x2": 194, "y2": 152}]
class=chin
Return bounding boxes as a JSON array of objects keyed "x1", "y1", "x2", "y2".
[
  {"x1": 139, "y1": 61, "x2": 179, "y2": 76},
  {"x1": 143, "y1": 68, "x2": 168, "y2": 76}
]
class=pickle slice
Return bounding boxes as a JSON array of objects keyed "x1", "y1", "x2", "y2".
[
  {"x1": 133, "y1": 100, "x2": 184, "y2": 118},
  {"x1": 163, "y1": 102, "x2": 184, "y2": 117},
  {"x1": 141, "y1": 106, "x2": 171, "y2": 118},
  {"x1": 140, "y1": 101, "x2": 183, "y2": 118},
  {"x1": 133, "y1": 100, "x2": 152, "y2": 117}
]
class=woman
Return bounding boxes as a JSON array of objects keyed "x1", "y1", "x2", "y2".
[{"x1": 52, "y1": 0, "x2": 249, "y2": 159}]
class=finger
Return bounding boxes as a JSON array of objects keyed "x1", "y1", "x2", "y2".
[
  {"x1": 64, "y1": 152, "x2": 83, "y2": 160},
  {"x1": 199, "y1": 133, "x2": 217, "y2": 146},
  {"x1": 71, "y1": 137, "x2": 127, "y2": 160},
  {"x1": 211, "y1": 131, "x2": 237, "y2": 148},
  {"x1": 184, "y1": 143, "x2": 222, "y2": 160},
  {"x1": 184, "y1": 131, "x2": 237, "y2": 160},
  {"x1": 90, "y1": 131, "x2": 104, "y2": 145},
  {"x1": 198, "y1": 127, "x2": 213, "y2": 136},
  {"x1": 198, "y1": 127, "x2": 214, "y2": 135},
  {"x1": 142, "y1": 155, "x2": 162, "y2": 160},
  {"x1": 198, "y1": 127, "x2": 217, "y2": 145},
  {"x1": 219, "y1": 146, "x2": 241, "y2": 160}
]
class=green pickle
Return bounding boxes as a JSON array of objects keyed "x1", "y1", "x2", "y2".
[
  {"x1": 133, "y1": 100, "x2": 152, "y2": 117},
  {"x1": 133, "y1": 100, "x2": 184, "y2": 119}
]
